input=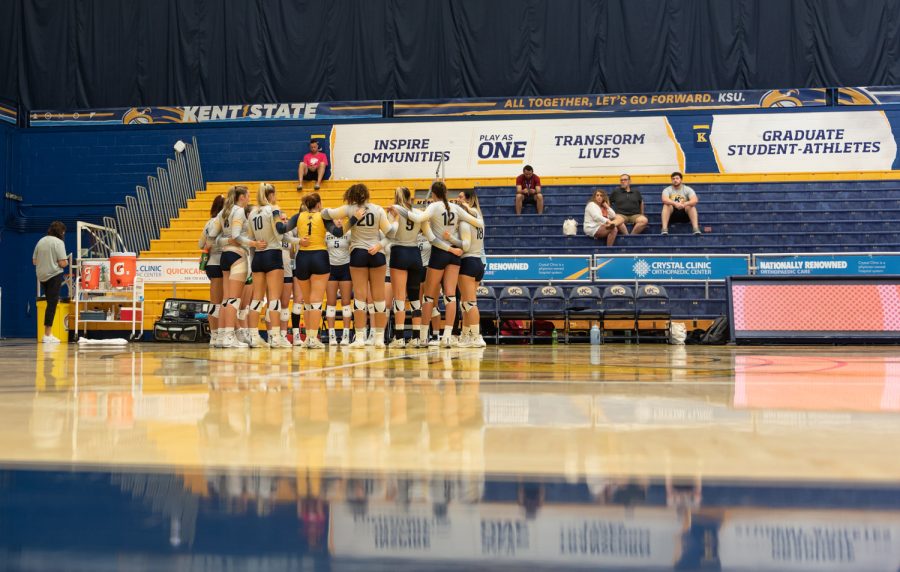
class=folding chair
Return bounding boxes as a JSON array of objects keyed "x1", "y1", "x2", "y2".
[
  {"x1": 566, "y1": 285, "x2": 603, "y2": 343},
  {"x1": 531, "y1": 285, "x2": 567, "y2": 343},
  {"x1": 635, "y1": 284, "x2": 671, "y2": 343},
  {"x1": 497, "y1": 286, "x2": 532, "y2": 344},
  {"x1": 601, "y1": 285, "x2": 635, "y2": 343}
]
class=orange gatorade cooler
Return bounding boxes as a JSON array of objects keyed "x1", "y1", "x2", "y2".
[
  {"x1": 110, "y1": 252, "x2": 137, "y2": 287},
  {"x1": 80, "y1": 262, "x2": 101, "y2": 290}
]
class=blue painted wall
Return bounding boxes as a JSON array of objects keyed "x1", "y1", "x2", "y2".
[{"x1": 0, "y1": 120, "x2": 336, "y2": 338}]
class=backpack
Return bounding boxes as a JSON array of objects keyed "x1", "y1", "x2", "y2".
[{"x1": 701, "y1": 316, "x2": 730, "y2": 345}]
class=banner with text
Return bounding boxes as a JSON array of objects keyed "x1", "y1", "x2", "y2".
[
  {"x1": 754, "y1": 253, "x2": 900, "y2": 277},
  {"x1": 331, "y1": 116, "x2": 684, "y2": 179},
  {"x1": 594, "y1": 255, "x2": 750, "y2": 282},
  {"x1": 29, "y1": 101, "x2": 381, "y2": 126},
  {"x1": 0, "y1": 101, "x2": 16, "y2": 125},
  {"x1": 709, "y1": 111, "x2": 897, "y2": 173},
  {"x1": 483, "y1": 255, "x2": 593, "y2": 283},
  {"x1": 137, "y1": 259, "x2": 209, "y2": 283},
  {"x1": 394, "y1": 88, "x2": 826, "y2": 117}
]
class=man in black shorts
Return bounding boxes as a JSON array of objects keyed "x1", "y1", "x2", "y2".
[
  {"x1": 515, "y1": 165, "x2": 544, "y2": 215},
  {"x1": 609, "y1": 174, "x2": 648, "y2": 235}
]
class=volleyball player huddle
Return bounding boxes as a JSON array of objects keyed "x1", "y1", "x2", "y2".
[{"x1": 199, "y1": 181, "x2": 486, "y2": 349}]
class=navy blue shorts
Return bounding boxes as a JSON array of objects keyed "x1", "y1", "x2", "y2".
[
  {"x1": 390, "y1": 246, "x2": 424, "y2": 272},
  {"x1": 284, "y1": 275, "x2": 293, "y2": 284},
  {"x1": 329, "y1": 263, "x2": 351, "y2": 281},
  {"x1": 294, "y1": 250, "x2": 330, "y2": 280},
  {"x1": 460, "y1": 257, "x2": 485, "y2": 281},
  {"x1": 251, "y1": 249, "x2": 283, "y2": 273},
  {"x1": 428, "y1": 248, "x2": 461, "y2": 270},
  {"x1": 219, "y1": 251, "x2": 244, "y2": 272},
  {"x1": 350, "y1": 248, "x2": 386, "y2": 268},
  {"x1": 205, "y1": 264, "x2": 223, "y2": 280}
]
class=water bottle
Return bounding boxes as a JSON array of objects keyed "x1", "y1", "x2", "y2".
[
  {"x1": 199, "y1": 247, "x2": 210, "y2": 271},
  {"x1": 551, "y1": 329, "x2": 558, "y2": 345},
  {"x1": 590, "y1": 324, "x2": 601, "y2": 345}
]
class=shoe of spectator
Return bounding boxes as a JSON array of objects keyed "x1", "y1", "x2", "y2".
[
  {"x1": 314, "y1": 184, "x2": 321, "y2": 191},
  {"x1": 693, "y1": 227, "x2": 702, "y2": 235},
  {"x1": 42, "y1": 335, "x2": 61, "y2": 344},
  {"x1": 661, "y1": 228, "x2": 669, "y2": 235}
]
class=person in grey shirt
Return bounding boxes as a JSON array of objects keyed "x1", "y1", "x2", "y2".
[
  {"x1": 661, "y1": 171, "x2": 701, "y2": 235},
  {"x1": 33, "y1": 221, "x2": 69, "y2": 343}
]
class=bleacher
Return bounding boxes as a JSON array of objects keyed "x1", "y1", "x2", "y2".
[{"x1": 133, "y1": 175, "x2": 900, "y2": 333}]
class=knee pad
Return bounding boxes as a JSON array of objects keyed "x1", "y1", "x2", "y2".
[
  {"x1": 326, "y1": 305, "x2": 337, "y2": 319},
  {"x1": 392, "y1": 299, "x2": 405, "y2": 313},
  {"x1": 249, "y1": 299, "x2": 265, "y2": 313},
  {"x1": 279, "y1": 309, "x2": 291, "y2": 322},
  {"x1": 367, "y1": 303, "x2": 375, "y2": 314},
  {"x1": 461, "y1": 300, "x2": 477, "y2": 313},
  {"x1": 409, "y1": 300, "x2": 422, "y2": 312},
  {"x1": 432, "y1": 308, "x2": 441, "y2": 318},
  {"x1": 442, "y1": 294, "x2": 456, "y2": 305},
  {"x1": 225, "y1": 298, "x2": 241, "y2": 310},
  {"x1": 210, "y1": 304, "x2": 221, "y2": 318},
  {"x1": 423, "y1": 295, "x2": 435, "y2": 305},
  {"x1": 237, "y1": 308, "x2": 249, "y2": 320},
  {"x1": 373, "y1": 300, "x2": 386, "y2": 313},
  {"x1": 310, "y1": 302, "x2": 322, "y2": 311},
  {"x1": 268, "y1": 300, "x2": 281, "y2": 313},
  {"x1": 292, "y1": 302, "x2": 303, "y2": 315},
  {"x1": 353, "y1": 299, "x2": 367, "y2": 312},
  {"x1": 342, "y1": 307, "x2": 352, "y2": 318}
]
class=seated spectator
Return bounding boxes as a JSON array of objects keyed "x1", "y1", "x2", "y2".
[
  {"x1": 609, "y1": 174, "x2": 648, "y2": 235},
  {"x1": 515, "y1": 165, "x2": 543, "y2": 215},
  {"x1": 298, "y1": 139, "x2": 329, "y2": 191},
  {"x1": 661, "y1": 172, "x2": 700, "y2": 235},
  {"x1": 584, "y1": 189, "x2": 626, "y2": 246}
]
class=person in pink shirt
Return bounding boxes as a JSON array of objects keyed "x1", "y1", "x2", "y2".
[{"x1": 298, "y1": 140, "x2": 329, "y2": 191}]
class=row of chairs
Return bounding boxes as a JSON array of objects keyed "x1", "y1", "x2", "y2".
[{"x1": 475, "y1": 284, "x2": 672, "y2": 343}]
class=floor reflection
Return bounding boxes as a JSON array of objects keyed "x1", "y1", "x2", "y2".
[{"x1": 1, "y1": 465, "x2": 899, "y2": 571}]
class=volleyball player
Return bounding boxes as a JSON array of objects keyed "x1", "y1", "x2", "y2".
[
  {"x1": 278, "y1": 227, "x2": 300, "y2": 346},
  {"x1": 391, "y1": 182, "x2": 483, "y2": 348},
  {"x1": 199, "y1": 195, "x2": 225, "y2": 347},
  {"x1": 325, "y1": 220, "x2": 352, "y2": 345},
  {"x1": 278, "y1": 193, "x2": 335, "y2": 349},
  {"x1": 248, "y1": 183, "x2": 292, "y2": 348},
  {"x1": 412, "y1": 229, "x2": 432, "y2": 347},
  {"x1": 321, "y1": 184, "x2": 397, "y2": 348},
  {"x1": 386, "y1": 187, "x2": 425, "y2": 348},
  {"x1": 455, "y1": 189, "x2": 487, "y2": 348},
  {"x1": 214, "y1": 186, "x2": 266, "y2": 348}
]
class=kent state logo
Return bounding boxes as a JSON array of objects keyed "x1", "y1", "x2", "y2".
[
  {"x1": 507, "y1": 286, "x2": 524, "y2": 296},
  {"x1": 644, "y1": 285, "x2": 661, "y2": 296},
  {"x1": 477, "y1": 133, "x2": 528, "y2": 165},
  {"x1": 476, "y1": 286, "x2": 490, "y2": 296},
  {"x1": 541, "y1": 286, "x2": 558, "y2": 296},
  {"x1": 610, "y1": 285, "x2": 627, "y2": 296},
  {"x1": 576, "y1": 286, "x2": 593, "y2": 296},
  {"x1": 122, "y1": 107, "x2": 185, "y2": 125}
]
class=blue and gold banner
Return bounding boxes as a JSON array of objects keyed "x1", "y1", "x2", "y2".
[
  {"x1": 0, "y1": 101, "x2": 16, "y2": 125},
  {"x1": 394, "y1": 89, "x2": 827, "y2": 117},
  {"x1": 594, "y1": 254, "x2": 751, "y2": 282},
  {"x1": 483, "y1": 255, "x2": 593, "y2": 283},
  {"x1": 838, "y1": 86, "x2": 900, "y2": 106},
  {"x1": 28, "y1": 101, "x2": 382, "y2": 126},
  {"x1": 754, "y1": 253, "x2": 900, "y2": 276}
]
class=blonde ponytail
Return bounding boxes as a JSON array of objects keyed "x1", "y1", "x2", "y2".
[{"x1": 258, "y1": 182, "x2": 275, "y2": 207}]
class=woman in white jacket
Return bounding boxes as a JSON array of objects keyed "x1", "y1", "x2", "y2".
[{"x1": 584, "y1": 189, "x2": 626, "y2": 247}]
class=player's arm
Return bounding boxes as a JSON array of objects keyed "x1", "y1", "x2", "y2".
[
  {"x1": 320, "y1": 205, "x2": 349, "y2": 221},
  {"x1": 230, "y1": 212, "x2": 253, "y2": 247},
  {"x1": 378, "y1": 210, "x2": 398, "y2": 237},
  {"x1": 455, "y1": 205, "x2": 484, "y2": 228},
  {"x1": 323, "y1": 219, "x2": 344, "y2": 238},
  {"x1": 392, "y1": 204, "x2": 427, "y2": 223},
  {"x1": 276, "y1": 213, "x2": 299, "y2": 235},
  {"x1": 459, "y1": 222, "x2": 473, "y2": 252}
]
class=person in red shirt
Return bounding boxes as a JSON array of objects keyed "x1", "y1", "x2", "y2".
[
  {"x1": 298, "y1": 140, "x2": 329, "y2": 191},
  {"x1": 515, "y1": 165, "x2": 543, "y2": 215}
]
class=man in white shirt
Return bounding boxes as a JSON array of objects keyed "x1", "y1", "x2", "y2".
[
  {"x1": 660, "y1": 172, "x2": 701, "y2": 235},
  {"x1": 33, "y1": 221, "x2": 69, "y2": 343}
]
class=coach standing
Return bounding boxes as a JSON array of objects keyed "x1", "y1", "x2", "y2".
[{"x1": 33, "y1": 221, "x2": 68, "y2": 343}]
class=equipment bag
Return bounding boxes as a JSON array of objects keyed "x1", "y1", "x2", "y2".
[
  {"x1": 701, "y1": 316, "x2": 730, "y2": 345},
  {"x1": 153, "y1": 319, "x2": 209, "y2": 342}
]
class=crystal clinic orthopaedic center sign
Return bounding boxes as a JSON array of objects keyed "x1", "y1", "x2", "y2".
[{"x1": 330, "y1": 117, "x2": 684, "y2": 179}]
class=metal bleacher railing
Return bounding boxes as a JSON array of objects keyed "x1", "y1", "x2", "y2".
[{"x1": 110, "y1": 137, "x2": 204, "y2": 254}]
